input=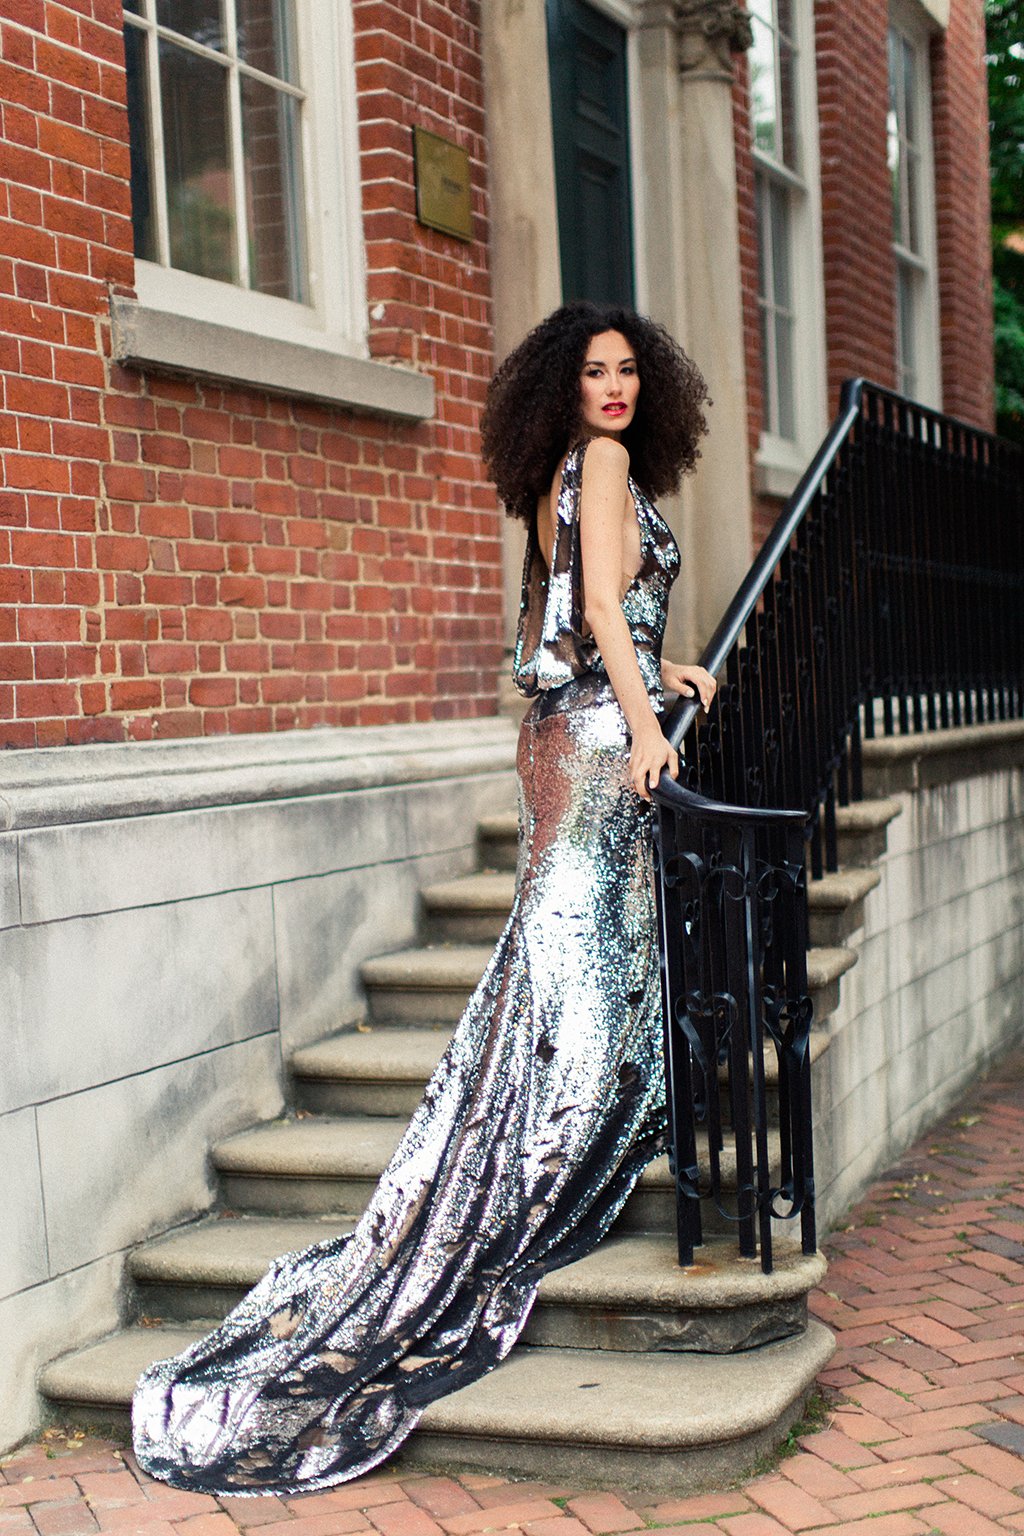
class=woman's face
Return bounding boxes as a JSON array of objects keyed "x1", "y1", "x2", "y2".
[{"x1": 578, "y1": 329, "x2": 640, "y2": 438}]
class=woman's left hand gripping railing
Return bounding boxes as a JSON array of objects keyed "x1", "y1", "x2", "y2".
[{"x1": 651, "y1": 777, "x2": 817, "y2": 1274}]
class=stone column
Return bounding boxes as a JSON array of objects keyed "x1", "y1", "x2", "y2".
[
  {"x1": 481, "y1": 0, "x2": 563, "y2": 666},
  {"x1": 635, "y1": 1, "x2": 755, "y2": 663},
  {"x1": 672, "y1": 1, "x2": 755, "y2": 657},
  {"x1": 633, "y1": 2, "x2": 697, "y2": 664}
]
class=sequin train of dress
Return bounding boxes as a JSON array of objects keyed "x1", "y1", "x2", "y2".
[{"x1": 131, "y1": 439, "x2": 681, "y2": 1495}]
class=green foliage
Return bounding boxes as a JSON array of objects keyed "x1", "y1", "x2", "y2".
[
  {"x1": 994, "y1": 259, "x2": 1024, "y2": 441},
  {"x1": 987, "y1": 0, "x2": 1024, "y2": 222},
  {"x1": 987, "y1": 1, "x2": 1024, "y2": 440}
]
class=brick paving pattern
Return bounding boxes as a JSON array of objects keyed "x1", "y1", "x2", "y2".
[{"x1": 4, "y1": 1046, "x2": 1022, "y2": 1536}]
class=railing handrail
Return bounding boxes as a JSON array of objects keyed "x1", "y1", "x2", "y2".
[
  {"x1": 655, "y1": 780, "x2": 806, "y2": 826},
  {"x1": 662, "y1": 377, "x2": 865, "y2": 754}
]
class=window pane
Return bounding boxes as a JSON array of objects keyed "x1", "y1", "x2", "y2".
[
  {"x1": 237, "y1": 0, "x2": 298, "y2": 85},
  {"x1": 905, "y1": 144, "x2": 920, "y2": 252},
  {"x1": 156, "y1": 0, "x2": 223, "y2": 51},
  {"x1": 755, "y1": 172, "x2": 769, "y2": 295},
  {"x1": 887, "y1": 27, "x2": 900, "y2": 113},
  {"x1": 769, "y1": 179, "x2": 791, "y2": 307},
  {"x1": 747, "y1": 0, "x2": 772, "y2": 22},
  {"x1": 901, "y1": 34, "x2": 916, "y2": 143},
  {"x1": 241, "y1": 74, "x2": 307, "y2": 301},
  {"x1": 887, "y1": 108, "x2": 902, "y2": 241},
  {"x1": 123, "y1": 21, "x2": 158, "y2": 261},
  {"x1": 778, "y1": 32, "x2": 798, "y2": 170},
  {"x1": 750, "y1": 14, "x2": 777, "y2": 156},
  {"x1": 775, "y1": 0, "x2": 793, "y2": 41},
  {"x1": 759, "y1": 301, "x2": 773, "y2": 433},
  {"x1": 774, "y1": 311, "x2": 795, "y2": 439},
  {"x1": 160, "y1": 38, "x2": 236, "y2": 282}
]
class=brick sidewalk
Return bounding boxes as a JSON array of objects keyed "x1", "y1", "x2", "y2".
[{"x1": 4, "y1": 1045, "x2": 1022, "y2": 1536}]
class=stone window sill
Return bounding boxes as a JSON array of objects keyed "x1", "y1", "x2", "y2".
[
  {"x1": 753, "y1": 436, "x2": 810, "y2": 500},
  {"x1": 109, "y1": 296, "x2": 435, "y2": 421}
]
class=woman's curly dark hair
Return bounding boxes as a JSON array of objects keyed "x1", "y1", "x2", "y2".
[{"x1": 481, "y1": 301, "x2": 711, "y2": 523}]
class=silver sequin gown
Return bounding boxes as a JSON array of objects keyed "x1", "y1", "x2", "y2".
[{"x1": 132, "y1": 439, "x2": 681, "y2": 1495}]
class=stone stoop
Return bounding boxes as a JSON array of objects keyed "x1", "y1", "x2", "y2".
[{"x1": 39, "y1": 797, "x2": 901, "y2": 1490}]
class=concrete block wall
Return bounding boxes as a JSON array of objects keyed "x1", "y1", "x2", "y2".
[
  {"x1": 814, "y1": 725, "x2": 1024, "y2": 1227},
  {"x1": 0, "y1": 718, "x2": 518, "y2": 1451}
]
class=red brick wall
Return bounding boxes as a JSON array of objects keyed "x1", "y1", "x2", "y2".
[
  {"x1": 735, "y1": 0, "x2": 994, "y2": 556},
  {"x1": 0, "y1": 0, "x2": 500, "y2": 748},
  {"x1": 931, "y1": 1, "x2": 995, "y2": 426},
  {"x1": 814, "y1": 0, "x2": 898, "y2": 410}
]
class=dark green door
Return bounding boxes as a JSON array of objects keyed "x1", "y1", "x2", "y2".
[{"x1": 547, "y1": 0, "x2": 635, "y2": 307}]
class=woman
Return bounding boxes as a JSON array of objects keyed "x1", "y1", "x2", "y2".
[{"x1": 132, "y1": 301, "x2": 714, "y2": 1496}]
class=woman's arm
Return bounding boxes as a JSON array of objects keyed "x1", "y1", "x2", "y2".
[{"x1": 579, "y1": 436, "x2": 678, "y2": 800}]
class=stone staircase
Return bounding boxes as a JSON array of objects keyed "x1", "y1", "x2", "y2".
[{"x1": 39, "y1": 798, "x2": 902, "y2": 1491}]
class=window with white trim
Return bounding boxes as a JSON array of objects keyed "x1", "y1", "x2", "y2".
[
  {"x1": 121, "y1": 0, "x2": 367, "y2": 359},
  {"x1": 750, "y1": 0, "x2": 799, "y2": 439},
  {"x1": 748, "y1": 0, "x2": 827, "y2": 492},
  {"x1": 887, "y1": 10, "x2": 941, "y2": 406}
]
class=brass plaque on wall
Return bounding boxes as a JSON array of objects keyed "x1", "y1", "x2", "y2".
[{"x1": 413, "y1": 126, "x2": 473, "y2": 242}]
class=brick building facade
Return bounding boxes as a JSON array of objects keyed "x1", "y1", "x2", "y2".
[
  {"x1": 0, "y1": 0, "x2": 1005, "y2": 1457},
  {"x1": 0, "y1": 0, "x2": 997, "y2": 747},
  {"x1": 736, "y1": 0, "x2": 995, "y2": 546}
]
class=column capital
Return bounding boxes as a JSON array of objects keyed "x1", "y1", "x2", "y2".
[
  {"x1": 675, "y1": 1, "x2": 753, "y2": 81},
  {"x1": 636, "y1": 0, "x2": 678, "y2": 27}
]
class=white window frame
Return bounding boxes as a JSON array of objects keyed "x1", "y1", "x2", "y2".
[
  {"x1": 887, "y1": 0, "x2": 942, "y2": 410},
  {"x1": 116, "y1": 1, "x2": 433, "y2": 417},
  {"x1": 751, "y1": 0, "x2": 828, "y2": 498}
]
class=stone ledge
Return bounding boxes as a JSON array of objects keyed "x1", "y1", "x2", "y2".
[
  {"x1": 861, "y1": 719, "x2": 1024, "y2": 793},
  {"x1": 0, "y1": 720, "x2": 519, "y2": 831},
  {"x1": 110, "y1": 297, "x2": 435, "y2": 420}
]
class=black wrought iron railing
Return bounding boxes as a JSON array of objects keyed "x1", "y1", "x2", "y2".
[{"x1": 652, "y1": 379, "x2": 1024, "y2": 1271}]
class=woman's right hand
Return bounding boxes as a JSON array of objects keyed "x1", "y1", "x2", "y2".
[{"x1": 629, "y1": 722, "x2": 679, "y2": 802}]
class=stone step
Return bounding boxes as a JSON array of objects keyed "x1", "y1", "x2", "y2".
[
  {"x1": 423, "y1": 864, "x2": 882, "y2": 950},
  {"x1": 477, "y1": 810, "x2": 518, "y2": 871},
  {"x1": 39, "y1": 1320, "x2": 835, "y2": 1493},
  {"x1": 129, "y1": 1214, "x2": 355, "y2": 1325},
  {"x1": 127, "y1": 1217, "x2": 824, "y2": 1355},
  {"x1": 834, "y1": 796, "x2": 903, "y2": 866},
  {"x1": 213, "y1": 1115, "x2": 404, "y2": 1217},
  {"x1": 211, "y1": 1115, "x2": 787, "y2": 1238},
  {"x1": 807, "y1": 866, "x2": 882, "y2": 947},
  {"x1": 291, "y1": 1024, "x2": 832, "y2": 1123},
  {"x1": 360, "y1": 946, "x2": 491, "y2": 1026},
  {"x1": 422, "y1": 871, "x2": 517, "y2": 943},
  {"x1": 526, "y1": 1232, "x2": 825, "y2": 1353},
  {"x1": 361, "y1": 943, "x2": 857, "y2": 1027},
  {"x1": 292, "y1": 1027, "x2": 453, "y2": 1116}
]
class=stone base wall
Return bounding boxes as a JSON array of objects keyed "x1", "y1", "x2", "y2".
[
  {"x1": 814, "y1": 726, "x2": 1024, "y2": 1228},
  {"x1": 0, "y1": 719, "x2": 518, "y2": 1451}
]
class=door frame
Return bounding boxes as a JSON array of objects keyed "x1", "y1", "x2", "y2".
[{"x1": 549, "y1": 0, "x2": 650, "y2": 311}]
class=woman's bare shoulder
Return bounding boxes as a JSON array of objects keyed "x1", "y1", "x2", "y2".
[
  {"x1": 582, "y1": 435, "x2": 629, "y2": 469},
  {"x1": 580, "y1": 436, "x2": 630, "y2": 491}
]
